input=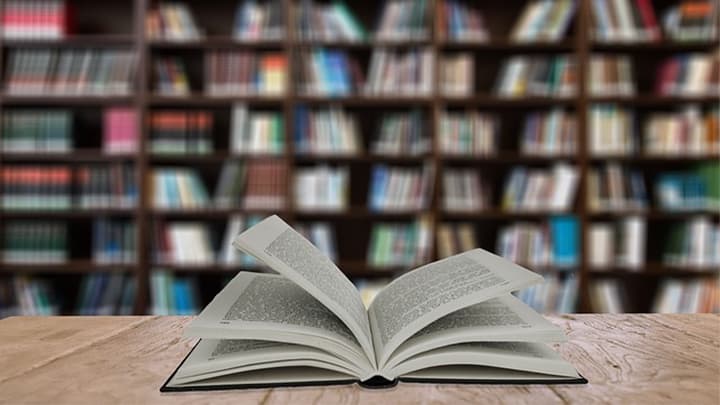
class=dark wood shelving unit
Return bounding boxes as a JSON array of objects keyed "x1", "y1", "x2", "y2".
[{"x1": 0, "y1": 0, "x2": 718, "y2": 315}]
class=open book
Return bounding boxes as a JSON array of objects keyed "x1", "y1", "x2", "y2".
[{"x1": 162, "y1": 215, "x2": 586, "y2": 391}]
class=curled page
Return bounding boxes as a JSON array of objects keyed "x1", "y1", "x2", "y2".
[
  {"x1": 369, "y1": 249, "x2": 543, "y2": 367},
  {"x1": 233, "y1": 215, "x2": 375, "y2": 367}
]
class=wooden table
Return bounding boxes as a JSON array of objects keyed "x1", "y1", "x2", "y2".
[{"x1": 0, "y1": 314, "x2": 717, "y2": 404}]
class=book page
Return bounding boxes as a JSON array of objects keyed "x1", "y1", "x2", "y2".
[
  {"x1": 382, "y1": 294, "x2": 565, "y2": 371},
  {"x1": 232, "y1": 215, "x2": 375, "y2": 366},
  {"x1": 369, "y1": 249, "x2": 542, "y2": 366},
  {"x1": 185, "y1": 272, "x2": 373, "y2": 374}
]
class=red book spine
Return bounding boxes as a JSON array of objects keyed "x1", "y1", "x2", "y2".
[{"x1": 635, "y1": 0, "x2": 660, "y2": 40}]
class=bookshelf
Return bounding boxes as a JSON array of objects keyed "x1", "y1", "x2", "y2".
[{"x1": 0, "y1": 0, "x2": 718, "y2": 315}]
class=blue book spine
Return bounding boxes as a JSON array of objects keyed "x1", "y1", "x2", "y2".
[
  {"x1": 369, "y1": 166, "x2": 387, "y2": 211},
  {"x1": 295, "y1": 106, "x2": 308, "y2": 153},
  {"x1": 550, "y1": 215, "x2": 579, "y2": 267}
]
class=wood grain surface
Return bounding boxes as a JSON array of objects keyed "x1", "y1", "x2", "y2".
[{"x1": 0, "y1": 314, "x2": 717, "y2": 404}]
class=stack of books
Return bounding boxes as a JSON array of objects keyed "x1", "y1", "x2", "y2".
[
  {"x1": 205, "y1": 51, "x2": 287, "y2": 96},
  {"x1": 663, "y1": 216, "x2": 720, "y2": 268},
  {"x1": 1, "y1": 0, "x2": 69, "y2": 39},
  {"x1": 495, "y1": 56, "x2": 577, "y2": 98},
  {"x1": 146, "y1": 2, "x2": 203, "y2": 41},
  {"x1": 149, "y1": 110, "x2": 214, "y2": 155},
  {"x1": 438, "y1": 0, "x2": 489, "y2": 43},
  {"x1": 153, "y1": 222, "x2": 215, "y2": 266},
  {"x1": 436, "y1": 223, "x2": 477, "y2": 258},
  {"x1": 294, "y1": 0, "x2": 365, "y2": 42},
  {"x1": 5, "y1": 49, "x2": 136, "y2": 96},
  {"x1": 76, "y1": 273, "x2": 136, "y2": 316},
  {"x1": 656, "y1": 163, "x2": 719, "y2": 211},
  {"x1": 294, "y1": 106, "x2": 362, "y2": 155},
  {"x1": 656, "y1": 53, "x2": 720, "y2": 96},
  {"x1": 374, "y1": 0, "x2": 429, "y2": 40},
  {"x1": 234, "y1": 0, "x2": 285, "y2": 41},
  {"x1": 150, "y1": 271, "x2": 200, "y2": 315},
  {"x1": 440, "y1": 53, "x2": 474, "y2": 96},
  {"x1": 587, "y1": 216, "x2": 646, "y2": 269},
  {"x1": 92, "y1": 219, "x2": 136, "y2": 265},
  {"x1": 2, "y1": 221, "x2": 67, "y2": 263},
  {"x1": 589, "y1": 104, "x2": 636, "y2": 156},
  {"x1": 368, "y1": 164, "x2": 434, "y2": 211},
  {"x1": 371, "y1": 110, "x2": 430, "y2": 156},
  {"x1": 367, "y1": 217, "x2": 432, "y2": 268},
  {"x1": 154, "y1": 57, "x2": 190, "y2": 96},
  {"x1": 0, "y1": 277, "x2": 58, "y2": 316},
  {"x1": 515, "y1": 273, "x2": 578, "y2": 313},
  {"x1": 1, "y1": 166, "x2": 72, "y2": 210},
  {"x1": 501, "y1": 164, "x2": 579, "y2": 212},
  {"x1": 76, "y1": 164, "x2": 137, "y2": 209},
  {"x1": 588, "y1": 55, "x2": 635, "y2": 96},
  {"x1": 442, "y1": 169, "x2": 490, "y2": 212},
  {"x1": 243, "y1": 161, "x2": 287, "y2": 210},
  {"x1": 103, "y1": 108, "x2": 139, "y2": 154},
  {"x1": 365, "y1": 48, "x2": 433, "y2": 96},
  {"x1": 294, "y1": 165, "x2": 349, "y2": 212},
  {"x1": 510, "y1": 0, "x2": 576, "y2": 42},
  {"x1": 497, "y1": 216, "x2": 579, "y2": 268},
  {"x1": 1, "y1": 110, "x2": 72, "y2": 153},
  {"x1": 644, "y1": 105, "x2": 719, "y2": 156},
  {"x1": 663, "y1": 0, "x2": 718, "y2": 41},
  {"x1": 591, "y1": 0, "x2": 660, "y2": 42},
  {"x1": 654, "y1": 278, "x2": 719, "y2": 313},
  {"x1": 151, "y1": 168, "x2": 210, "y2": 209},
  {"x1": 230, "y1": 104, "x2": 284, "y2": 155},
  {"x1": 295, "y1": 222, "x2": 338, "y2": 261},
  {"x1": 520, "y1": 109, "x2": 577, "y2": 156},
  {"x1": 590, "y1": 280, "x2": 628, "y2": 313},
  {"x1": 587, "y1": 163, "x2": 647, "y2": 212},
  {"x1": 438, "y1": 111, "x2": 498, "y2": 156},
  {"x1": 296, "y1": 49, "x2": 361, "y2": 96}
]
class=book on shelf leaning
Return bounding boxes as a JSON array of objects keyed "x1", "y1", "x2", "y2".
[{"x1": 162, "y1": 215, "x2": 586, "y2": 391}]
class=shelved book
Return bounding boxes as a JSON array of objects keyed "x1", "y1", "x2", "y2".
[
  {"x1": 369, "y1": 164, "x2": 434, "y2": 212},
  {"x1": 374, "y1": 0, "x2": 429, "y2": 41},
  {"x1": 437, "y1": 111, "x2": 498, "y2": 156},
  {"x1": 1, "y1": 110, "x2": 72, "y2": 153},
  {"x1": 76, "y1": 273, "x2": 136, "y2": 316},
  {"x1": 212, "y1": 160, "x2": 288, "y2": 210},
  {"x1": 0, "y1": 277, "x2": 58, "y2": 317},
  {"x1": 296, "y1": 49, "x2": 362, "y2": 96},
  {"x1": 92, "y1": 219, "x2": 136, "y2": 265},
  {"x1": 586, "y1": 216, "x2": 646, "y2": 269},
  {"x1": 365, "y1": 48, "x2": 433, "y2": 96},
  {"x1": 206, "y1": 51, "x2": 287, "y2": 96},
  {"x1": 497, "y1": 216, "x2": 579, "y2": 268},
  {"x1": 1, "y1": 0, "x2": 70, "y2": 39},
  {"x1": 587, "y1": 163, "x2": 648, "y2": 212},
  {"x1": 663, "y1": 216, "x2": 720, "y2": 268},
  {"x1": 294, "y1": 106, "x2": 362, "y2": 155},
  {"x1": 510, "y1": 0, "x2": 576, "y2": 43},
  {"x1": 104, "y1": 108, "x2": 139, "y2": 154},
  {"x1": 655, "y1": 53, "x2": 720, "y2": 97},
  {"x1": 234, "y1": 0, "x2": 285, "y2": 41},
  {"x1": 514, "y1": 273, "x2": 578, "y2": 314},
  {"x1": 230, "y1": 104, "x2": 284, "y2": 155},
  {"x1": 436, "y1": 223, "x2": 478, "y2": 259},
  {"x1": 438, "y1": 0, "x2": 489, "y2": 43},
  {"x1": 151, "y1": 271, "x2": 201, "y2": 315},
  {"x1": 653, "y1": 278, "x2": 719, "y2": 313},
  {"x1": 76, "y1": 164, "x2": 137, "y2": 208},
  {"x1": 218, "y1": 215, "x2": 264, "y2": 267},
  {"x1": 367, "y1": 218, "x2": 432, "y2": 268},
  {"x1": 146, "y1": 2, "x2": 203, "y2": 41},
  {"x1": 1, "y1": 166, "x2": 72, "y2": 210},
  {"x1": 442, "y1": 169, "x2": 490, "y2": 212},
  {"x1": 161, "y1": 215, "x2": 585, "y2": 391},
  {"x1": 590, "y1": 280, "x2": 628, "y2": 313},
  {"x1": 371, "y1": 110, "x2": 430, "y2": 156},
  {"x1": 589, "y1": 104, "x2": 636, "y2": 156},
  {"x1": 501, "y1": 164, "x2": 579, "y2": 212},
  {"x1": 154, "y1": 222, "x2": 215, "y2": 266},
  {"x1": 294, "y1": 165, "x2": 349, "y2": 212},
  {"x1": 440, "y1": 53, "x2": 474, "y2": 96},
  {"x1": 2, "y1": 221, "x2": 67, "y2": 264},
  {"x1": 154, "y1": 57, "x2": 191, "y2": 96},
  {"x1": 5, "y1": 49, "x2": 136, "y2": 96},
  {"x1": 520, "y1": 109, "x2": 577, "y2": 156},
  {"x1": 495, "y1": 56, "x2": 577, "y2": 98},
  {"x1": 655, "y1": 163, "x2": 720, "y2": 211},
  {"x1": 644, "y1": 105, "x2": 719, "y2": 155},
  {"x1": 590, "y1": 0, "x2": 661, "y2": 42},
  {"x1": 294, "y1": 0, "x2": 366, "y2": 42},
  {"x1": 149, "y1": 110, "x2": 214, "y2": 155},
  {"x1": 588, "y1": 55, "x2": 635, "y2": 97},
  {"x1": 663, "y1": 0, "x2": 718, "y2": 41},
  {"x1": 151, "y1": 168, "x2": 210, "y2": 209}
]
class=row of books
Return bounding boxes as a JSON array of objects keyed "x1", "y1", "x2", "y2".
[
  {"x1": 663, "y1": 0, "x2": 718, "y2": 41},
  {"x1": 587, "y1": 164, "x2": 647, "y2": 212},
  {"x1": 645, "y1": 105, "x2": 719, "y2": 155},
  {"x1": 589, "y1": 55, "x2": 635, "y2": 97},
  {"x1": 0, "y1": 277, "x2": 58, "y2": 317},
  {"x1": 501, "y1": 164, "x2": 579, "y2": 212},
  {"x1": 294, "y1": 166, "x2": 349, "y2": 212},
  {"x1": 364, "y1": 48, "x2": 433, "y2": 96},
  {"x1": 150, "y1": 271, "x2": 201, "y2": 315},
  {"x1": 154, "y1": 57, "x2": 190, "y2": 96},
  {"x1": 372, "y1": 110, "x2": 430, "y2": 156},
  {"x1": 294, "y1": 0, "x2": 365, "y2": 42},
  {"x1": 146, "y1": 3, "x2": 203, "y2": 41},
  {"x1": 437, "y1": 0, "x2": 488, "y2": 43},
  {"x1": 374, "y1": 0, "x2": 429, "y2": 41},
  {"x1": 2, "y1": 222, "x2": 67, "y2": 264},
  {"x1": 369, "y1": 165, "x2": 434, "y2": 212},
  {"x1": 295, "y1": 49, "x2": 362, "y2": 96},
  {"x1": 657, "y1": 163, "x2": 719, "y2": 211},
  {"x1": 77, "y1": 273, "x2": 136, "y2": 315},
  {"x1": 587, "y1": 216, "x2": 646, "y2": 269},
  {"x1": 205, "y1": 51, "x2": 287, "y2": 96},
  {"x1": 0, "y1": 0, "x2": 69, "y2": 39},
  {"x1": 495, "y1": 56, "x2": 577, "y2": 98},
  {"x1": 92, "y1": 220, "x2": 136, "y2": 265},
  {"x1": 149, "y1": 111, "x2": 214, "y2": 155},
  {"x1": 592, "y1": 277, "x2": 719, "y2": 313},
  {"x1": 521, "y1": 109, "x2": 577, "y2": 156},
  {"x1": 437, "y1": 111, "x2": 498, "y2": 156},
  {"x1": 510, "y1": 0, "x2": 576, "y2": 42},
  {"x1": 367, "y1": 217, "x2": 432, "y2": 268},
  {"x1": 442, "y1": 169, "x2": 490, "y2": 212},
  {"x1": 440, "y1": 53, "x2": 474, "y2": 96},
  {"x1": 294, "y1": 107, "x2": 361, "y2": 155},
  {"x1": 230, "y1": 104, "x2": 284, "y2": 155},
  {"x1": 5, "y1": 49, "x2": 136, "y2": 96},
  {"x1": 664, "y1": 216, "x2": 720, "y2": 268},
  {"x1": 235, "y1": 0, "x2": 285, "y2": 41},
  {"x1": 514, "y1": 273, "x2": 578, "y2": 313},
  {"x1": 657, "y1": 53, "x2": 720, "y2": 97},
  {"x1": 76, "y1": 164, "x2": 137, "y2": 208},
  {"x1": 497, "y1": 216, "x2": 579, "y2": 268}
]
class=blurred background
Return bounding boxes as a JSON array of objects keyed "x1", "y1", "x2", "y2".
[{"x1": 0, "y1": 0, "x2": 718, "y2": 317}]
